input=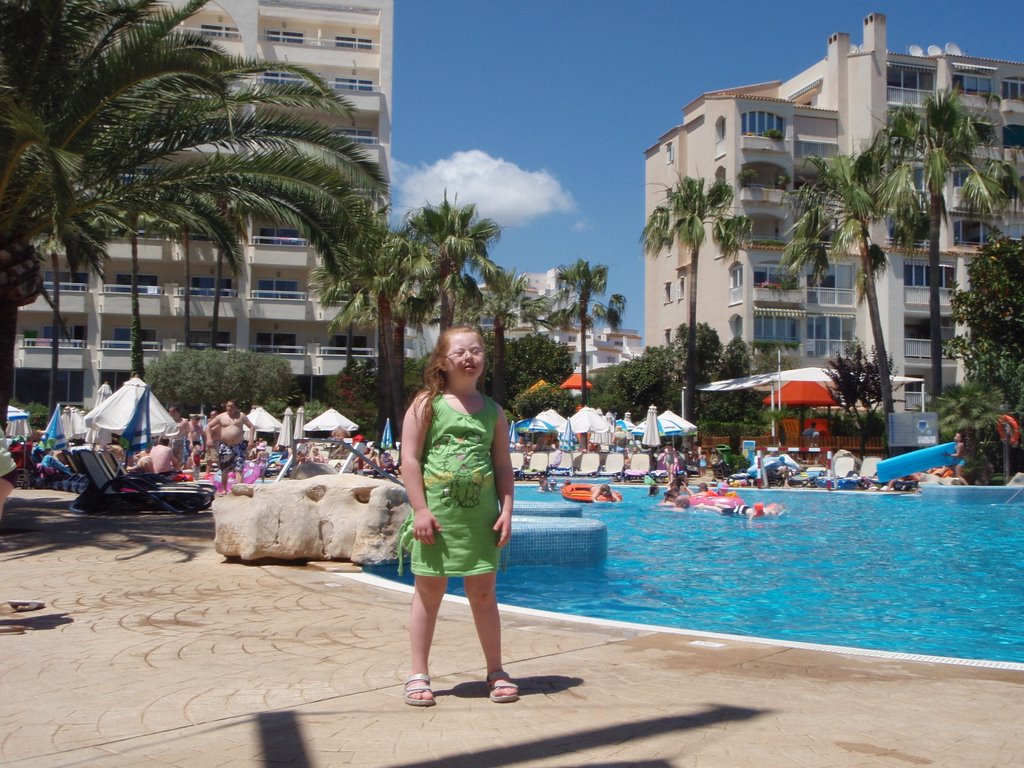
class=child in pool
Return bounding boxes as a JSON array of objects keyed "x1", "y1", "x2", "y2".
[{"x1": 399, "y1": 326, "x2": 517, "y2": 707}]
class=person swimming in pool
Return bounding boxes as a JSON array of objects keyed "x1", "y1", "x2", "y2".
[{"x1": 591, "y1": 484, "x2": 616, "y2": 501}]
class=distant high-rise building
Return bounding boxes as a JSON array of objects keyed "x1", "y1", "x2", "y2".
[{"x1": 645, "y1": 12, "x2": 1024, "y2": 406}]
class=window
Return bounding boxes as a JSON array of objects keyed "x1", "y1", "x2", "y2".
[
  {"x1": 886, "y1": 65, "x2": 934, "y2": 91},
  {"x1": 753, "y1": 315, "x2": 799, "y2": 343},
  {"x1": 45, "y1": 270, "x2": 88, "y2": 285},
  {"x1": 665, "y1": 141, "x2": 674, "y2": 164},
  {"x1": 664, "y1": 329, "x2": 672, "y2": 345},
  {"x1": 953, "y1": 220, "x2": 993, "y2": 245},
  {"x1": 806, "y1": 316, "x2": 854, "y2": 343},
  {"x1": 336, "y1": 35, "x2": 373, "y2": 50},
  {"x1": 255, "y1": 332, "x2": 297, "y2": 352},
  {"x1": 1004, "y1": 125, "x2": 1024, "y2": 149},
  {"x1": 189, "y1": 276, "x2": 232, "y2": 296},
  {"x1": 111, "y1": 274, "x2": 158, "y2": 294},
  {"x1": 43, "y1": 324, "x2": 86, "y2": 341},
  {"x1": 678, "y1": 276, "x2": 685, "y2": 299},
  {"x1": 256, "y1": 279, "x2": 300, "y2": 298},
  {"x1": 199, "y1": 24, "x2": 238, "y2": 39},
  {"x1": 255, "y1": 226, "x2": 305, "y2": 245},
  {"x1": 715, "y1": 117, "x2": 726, "y2": 141},
  {"x1": 1003, "y1": 78, "x2": 1024, "y2": 101},
  {"x1": 952, "y1": 74, "x2": 993, "y2": 95},
  {"x1": 329, "y1": 334, "x2": 368, "y2": 349},
  {"x1": 188, "y1": 330, "x2": 230, "y2": 349},
  {"x1": 334, "y1": 77, "x2": 374, "y2": 92},
  {"x1": 265, "y1": 30, "x2": 304, "y2": 44},
  {"x1": 752, "y1": 263, "x2": 796, "y2": 288},
  {"x1": 262, "y1": 71, "x2": 304, "y2": 85},
  {"x1": 111, "y1": 327, "x2": 156, "y2": 347},
  {"x1": 337, "y1": 128, "x2": 377, "y2": 144},
  {"x1": 663, "y1": 282, "x2": 672, "y2": 302},
  {"x1": 904, "y1": 259, "x2": 955, "y2": 287},
  {"x1": 741, "y1": 111, "x2": 785, "y2": 136}
]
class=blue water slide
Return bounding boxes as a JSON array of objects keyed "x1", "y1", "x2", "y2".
[{"x1": 876, "y1": 442, "x2": 956, "y2": 483}]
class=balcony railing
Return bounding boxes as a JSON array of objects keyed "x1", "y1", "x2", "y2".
[
  {"x1": 319, "y1": 345, "x2": 376, "y2": 358},
  {"x1": 903, "y1": 286, "x2": 951, "y2": 307},
  {"x1": 42, "y1": 282, "x2": 88, "y2": 293},
  {"x1": 250, "y1": 290, "x2": 308, "y2": 301},
  {"x1": 21, "y1": 338, "x2": 85, "y2": 349},
  {"x1": 102, "y1": 284, "x2": 164, "y2": 295},
  {"x1": 805, "y1": 287, "x2": 855, "y2": 306},
  {"x1": 100, "y1": 340, "x2": 161, "y2": 351},
  {"x1": 173, "y1": 342, "x2": 235, "y2": 351},
  {"x1": 174, "y1": 287, "x2": 239, "y2": 298},
  {"x1": 794, "y1": 140, "x2": 839, "y2": 158},
  {"x1": 887, "y1": 87, "x2": 932, "y2": 106},
  {"x1": 805, "y1": 339, "x2": 853, "y2": 358},
  {"x1": 904, "y1": 339, "x2": 953, "y2": 359},
  {"x1": 250, "y1": 344, "x2": 304, "y2": 355},
  {"x1": 260, "y1": 33, "x2": 380, "y2": 53},
  {"x1": 251, "y1": 235, "x2": 308, "y2": 247}
]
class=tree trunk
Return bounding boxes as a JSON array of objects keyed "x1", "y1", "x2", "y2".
[
  {"x1": 0, "y1": 300, "x2": 19, "y2": 431},
  {"x1": 0, "y1": 239, "x2": 43, "y2": 427},
  {"x1": 861, "y1": 244, "x2": 894, "y2": 425},
  {"x1": 48, "y1": 251, "x2": 60, "y2": 410},
  {"x1": 392, "y1": 319, "x2": 405, "y2": 431},
  {"x1": 375, "y1": 298, "x2": 393, "y2": 438},
  {"x1": 579, "y1": 306, "x2": 589, "y2": 407},
  {"x1": 182, "y1": 227, "x2": 191, "y2": 348},
  {"x1": 130, "y1": 229, "x2": 144, "y2": 378},
  {"x1": 345, "y1": 322, "x2": 354, "y2": 368},
  {"x1": 928, "y1": 192, "x2": 943, "y2": 397},
  {"x1": 684, "y1": 248, "x2": 700, "y2": 422},
  {"x1": 438, "y1": 254, "x2": 454, "y2": 333}
]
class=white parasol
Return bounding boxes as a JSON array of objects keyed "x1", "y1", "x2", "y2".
[
  {"x1": 303, "y1": 407, "x2": 358, "y2": 433},
  {"x1": 83, "y1": 377, "x2": 177, "y2": 437},
  {"x1": 640, "y1": 404, "x2": 662, "y2": 449},
  {"x1": 277, "y1": 407, "x2": 295, "y2": 449}
]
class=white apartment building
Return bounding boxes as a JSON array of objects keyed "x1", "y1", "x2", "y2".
[
  {"x1": 644, "y1": 12, "x2": 1024, "y2": 408},
  {"x1": 14, "y1": 0, "x2": 393, "y2": 406},
  {"x1": 511, "y1": 269, "x2": 642, "y2": 372}
]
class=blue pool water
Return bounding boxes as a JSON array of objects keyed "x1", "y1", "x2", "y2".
[{"x1": 369, "y1": 486, "x2": 1024, "y2": 664}]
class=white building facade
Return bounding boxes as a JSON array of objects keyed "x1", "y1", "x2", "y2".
[
  {"x1": 644, "y1": 12, "x2": 1024, "y2": 407},
  {"x1": 14, "y1": 0, "x2": 393, "y2": 406}
]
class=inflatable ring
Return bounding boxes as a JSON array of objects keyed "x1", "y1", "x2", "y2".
[
  {"x1": 560, "y1": 483, "x2": 622, "y2": 503},
  {"x1": 997, "y1": 414, "x2": 1021, "y2": 447}
]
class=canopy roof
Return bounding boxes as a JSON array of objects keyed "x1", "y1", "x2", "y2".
[
  {"x1": 83, "y1": 378, "x2": 177, "y2": 436},
  {"x1": 700, "y1": 366, "x2": 922, "y2": 393},
  {"x1": 559, "y1": 373, "x2": 592, "y2": 390},
  {"x1": 762, "y1": 381, "x2": 838, "y2": 407}
]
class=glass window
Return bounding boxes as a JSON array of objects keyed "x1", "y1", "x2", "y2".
[
  {"x1": 256, "y1": 226, "x2": 304, "y2": 245},
  {"x1": 265, "y1": 30, "x2": 304, "y2": 44},
  {"x1": 45, "y1": 270, "x2": 88, "y2": 284},
  {"x1": 754, "y1": 315, "x2": 799, "y2": 342},
  {"x1": 200, "y1": 24, "x2": 238, "y2": 39},
  {"x1": 953, "y1": 220, "x2": 993, "y2": 245},
  {"x1": 729, "y1": 265, "x2": 743, "y2": 289},
  {"x1": 112, "y1": 327, "x2": 155, "y2": 342},
  {"x1": 665, "y1": 141, "x2": 674, "y2": 164},
  {"x1": 1003, "y1": 78, "x2": 1024, "y2": 101},
  {"x1": 189, "y1": 276, "x2": 232, "y2": 296},
  {"x1": 334, "y1": 77, "x2": 374, "y2": 92},
  {"x1": 904, "y1": 259, "x2": 955, "y2": 286},
  {"x1": 255, "y1": 332, "x2": 297, "y2": 349},
  {"x1": 886, "y1": 66, "x2": 934, "y2": 91},
  {"x1": 262, "y1": 71, "x2": 304, "y2": 85},
  {"x1": 43, "y1": 324, "x2": 86, "y2": 340},
  {"x1": 1004, "y1": 125, "x2": 1024, "y2": 148},
  {"x1": 256, "y1": 279, "x2": 299, "y2": 296},
  {"x1": 741, "y1": 111, "x2": 785, "y2": 136},
  {"x1": 952, "y1": 74, "x2": 993, "y2": 95},
  {"x1": 336, "y1": 35, "x2": 373, "y2": 50},
  {"x1": 663, "y1": 282, "x2": 672, "y2": 302}
]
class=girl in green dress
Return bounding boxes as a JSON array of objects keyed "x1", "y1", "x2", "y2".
[{"x1": 400, "y1": 326, "x2": 517, "y2": 706}]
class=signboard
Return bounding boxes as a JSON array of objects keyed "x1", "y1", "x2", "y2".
[{"x1": 888, "y1": 412, "x2": 939, "y2": 448}]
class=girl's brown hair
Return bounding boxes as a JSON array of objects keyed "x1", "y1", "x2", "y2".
[{"x1": 414, "y1": 325, "x2": 485, "y2": 428}]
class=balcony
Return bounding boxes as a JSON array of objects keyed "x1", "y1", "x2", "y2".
[
  {"x1": 903, "y1": 286, "x2": 951, "y2": 309},
  {"x1": 1000, "y1": 97, "x2": 1024, "y2": 116},
  {"x1": 97, "y1": 340, "x2": 164, "y2": 371},
  {"x1": 804, "y1": 339, "x2": 853, "y2": 359},
  {"x1": 16, "y1": 337, "x2": 87, "y2": 370},
  {"x1": 315, "y1": 344, "x2": 376, "y2": 375},
  {"x1": 740, "y1": 134, "x2": 787, "y2": 154},
  {"x1": 105, "y1": 238, "x2": 171, "y2": 262},
  {"x1": 805, "y1": 287, "x2": 855, "y2": 307},
  {"x1": 887, "y1": 87, "x2": 932, "y2": 107},
  {"x1": 904, "y1": 338, "x2": 954, "y2": 360},
  {"x1": 98, "y1": 285, "x2": 168, "y2": 315},
  {"x1": 249, "y1": 345, "x2": 308, "y2": 375},
  {"x1": 256, "y1": 37, "x2": 380, "y2": 70},
  {"x1": 752, "y1": 284, "x2": 803, "y2": 305},
  {"x1": 739, "y1": 186, "x2": 785, "y2": 205},
  {"x1": 22, "y1": 283, "x2": 90, "y2": 314},
  {"x1": 171, "y1": 288, "x2": 240, "y2": 319},
  {"x1": 329, "y1": 86, "x2": 384, "y2": 114},
  {"x1": 250, "y1": 237, "x2": 313, "y2": 268},
  {"x1": 248, "y1": 292, "x2": 312, "y2": 322}
]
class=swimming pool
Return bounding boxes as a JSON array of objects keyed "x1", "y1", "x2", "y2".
[{"x1": 369, "y1": 486, "x2": 1024, "y2": 665}]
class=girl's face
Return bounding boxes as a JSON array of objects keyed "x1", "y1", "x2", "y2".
[{"x1": 442, "y1": 331, "x2": 485, "y2": 383}]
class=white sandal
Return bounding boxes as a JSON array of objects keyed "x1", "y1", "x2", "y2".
[
  {"x1": 486, "y1": 670, "x2": 519, "y2": 703},
  {"x1": 403, "y1": 673, "x2": 436, "y2": 707}
]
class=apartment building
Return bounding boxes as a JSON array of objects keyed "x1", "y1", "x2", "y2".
[
  {"x1": 14, "y1": 0, "x2": 393, "y2": 406},
  {"x1": 644, "y1": 12, "x2": 1024, "y2": 407}
]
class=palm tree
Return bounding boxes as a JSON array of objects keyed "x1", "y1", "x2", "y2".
[
  {"x1": 881, "y1": 89, "x2": 1023, "y2": 396},
  {"x1": 936, "y1": 382, "x2": 1004, "y2": 484},
  {"x1": 406, "y1": 195, "x2": 501, "y2": 333},
  {"x1": 312, "y1": 205, "x2": 429, "y2": 437},
  {"x1": 480, "y1": 267, "x2": 550, "y2": 406},
  {"x1": 552, "y1": 259, "x2": 625, "y2": 408},
  {"x1": 642, "y1": 177, "x2": 750, "y2": 421},
  {"x1": 784, "y1": 151, "x2": 895, "y2": 417},
  {"x1": 0, "y1": 0, "x2": 385, "y2": 426}
]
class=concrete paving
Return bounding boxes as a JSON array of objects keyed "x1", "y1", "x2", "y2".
[{"x1": 1, "y1": 488, "x2": 1022, "y2": 768}]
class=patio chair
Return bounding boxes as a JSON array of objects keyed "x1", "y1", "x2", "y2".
[
  {"x1": 509, "y1": 452, "x2": 525, "y2": 480},
  {"x1": 70, "y1": 448, "x2": 214, "y2": 514},
  {"x1": 596, "y1": 452, "x2": 625, "y2": 481},
  {"x1": 623, "y1": 452, "x2": 652, "y2": 482},
  {"x1": 574, "y1": 452, "x2": 601, "y2": 477},
  {"x1": 520, "y1": 452, "x2": 550, "y2": 479}
]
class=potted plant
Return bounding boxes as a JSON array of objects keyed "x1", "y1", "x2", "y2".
[
  {"x1": 763, "y1": 128, "x2": 785, "y2": 141},
  {"x1": 736, "y1": 168, "x2": 759, "y2": 188},
  {"x1": 775, "y1": 171, "x2": 790, "y2": 190}
]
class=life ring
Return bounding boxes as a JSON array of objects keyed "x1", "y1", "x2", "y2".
[{"x1": 997, "y1": 414, "x2": 1020, "y2": 447}]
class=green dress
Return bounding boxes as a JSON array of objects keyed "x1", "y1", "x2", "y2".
[{"x1": 404, "y1": 395, "x2": 501, "y2": 577}]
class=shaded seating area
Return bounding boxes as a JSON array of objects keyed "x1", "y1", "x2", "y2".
[{"x1": 70, "y1": 448, "x2": 215, "y2": 514}]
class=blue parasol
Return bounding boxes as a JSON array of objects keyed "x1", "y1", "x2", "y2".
[
  {"x1": 380, "y1": 417, "x2": 394, "y2": 450},
  {"x1": 559, "y1": 417, "x2": 577, "y2": 451},
  {"x1": 119, "y1": 387, "x2": 152, "y2": 460},
  {"x1": 40, "y1": 404, "x2": 67, "y2": 451}
]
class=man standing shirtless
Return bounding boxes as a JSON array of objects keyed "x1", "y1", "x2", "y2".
[{"x1": 205, "y1": 401, "x2": 254, "y2": 493}]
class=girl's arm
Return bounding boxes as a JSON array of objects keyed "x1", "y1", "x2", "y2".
[
  {"x1": 490, "y1": 406, "x2": 515, "y2": 547},
  {"x1": 401, "y1": 394, "x2": 442, "y2": 544}
]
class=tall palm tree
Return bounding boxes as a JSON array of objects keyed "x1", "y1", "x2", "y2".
[
  {"x1": 936, "y1": 382, "x2": 1004, "y2": 483},
  {"x1": 881, "y1": 89, "x2": 1022, "y2": 396},
  {"x1": 552, "y1": 259, "x2": 625, "y2": 408},
  {"x1": 480, "y1": 267, "x2": 550, "y2": 406},
  {"x1": 0, "y1": 0, "x2": 385, "y2": 426},
  {"x1": 642, "y1": 177, "x2": 750, "y2": 421},
  {"x1": 784, "y1": 151, "x2": 895, "y2": 417},
  {"x1": 406, "y1": 196, "x2": 501, "y2": 333},
  {"x1": 312, "y1": 205, "x2": 429, "y2": 436}
]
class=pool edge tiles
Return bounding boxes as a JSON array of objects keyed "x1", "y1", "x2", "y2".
[
  {"x1": 508, "y1": 516, "x2": 607, "y2": 567},
  {"x1": 338, "y1": 571, "x2": 1024, "y2": 673}
]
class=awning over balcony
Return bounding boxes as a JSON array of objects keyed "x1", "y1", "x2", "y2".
[{"x1": 753, "y1": 307, "x2": 806, "y2": 318}]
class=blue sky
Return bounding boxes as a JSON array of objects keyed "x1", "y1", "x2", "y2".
[{"x1": 391, "y1": 1, "x2": 1023, "y2": 338}]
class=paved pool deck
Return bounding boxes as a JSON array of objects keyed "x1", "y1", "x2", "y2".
[{"x1": 1, "y1": 489, "x2": 1022, "y2": 768}]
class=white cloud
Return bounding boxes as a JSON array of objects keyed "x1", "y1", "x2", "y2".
[{"x1": 393, "y1": 150, "x2": 575, "y2": 227}]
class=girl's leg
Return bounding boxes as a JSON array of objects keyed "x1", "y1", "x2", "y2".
[
  {"x1": 464, "y1": 572, "x2": 516, "y2": 697},
  {"x1": 408, "y1": 574, "x2": 447, "y2": 702}
]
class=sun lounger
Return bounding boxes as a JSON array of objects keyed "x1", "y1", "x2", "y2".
[
  {"x1": 597, "y1": 453, "x2": 625, "y2": 481},
  {"x1": 520, "y1": 452, "x2": 550, "y2": 479},
  {"x1": 509, "y1": 452, "x2": 525, "y2": 480},
  {"x1": 70, "y1": 448, "x2": 214, "y2": 514},
  {"x1": 547, "y1": 451, "x2": 575, "y2": 476},
  {"x1": 623, "y1": 452, "x2": 652, "y2": 482},
  {"x1": 574, "y1": 452, "x2": 601, "y2": 477}
]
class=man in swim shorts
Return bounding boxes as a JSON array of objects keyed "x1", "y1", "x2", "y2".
[{"x1": 206, "y1": 400, "x2": 254, "y2": 493}]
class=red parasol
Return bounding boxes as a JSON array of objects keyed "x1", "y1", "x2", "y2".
[
  {"x1": 763, "y1": 380, "x2": 838, "y2": 407},
  {"x1": 559, "y1": 373, "x2": 592, "y2": 390}
]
